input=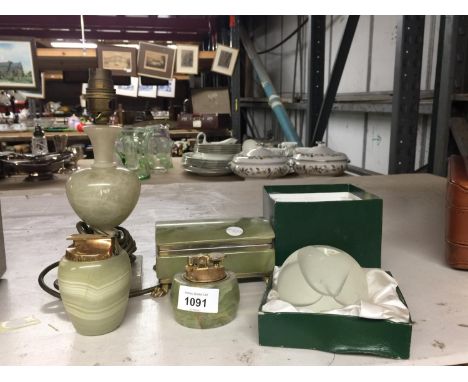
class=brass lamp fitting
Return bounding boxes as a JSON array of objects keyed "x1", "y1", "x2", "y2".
[{"x1": 85, "y1": 68, "x2": 116, "y2": 125}]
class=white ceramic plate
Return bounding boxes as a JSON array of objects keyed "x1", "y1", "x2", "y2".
[{"x1": 183, "y1": 164, "x2": 233, "y2": 176}]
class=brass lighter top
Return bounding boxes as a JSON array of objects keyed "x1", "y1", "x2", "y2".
[
  {"x1": 184, "y1": 253, "x2": 226, "y2": 283},
  {"x1": 65, "y1": 234, "x2": 114, "y2": 262}
]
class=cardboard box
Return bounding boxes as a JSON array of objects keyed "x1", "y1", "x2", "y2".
[
  {"x1": 259, "y1": 184, "x2": 412, "y2": 359},
  {"x1": 176, "y1": 113, "x2": 231, "y2": 130},
  {"x1": 191, "y1": 88, "x2": 231, "y2": 115},
  {"x1": 179, "y1": 88, "x2": 231, "y2": 131}
]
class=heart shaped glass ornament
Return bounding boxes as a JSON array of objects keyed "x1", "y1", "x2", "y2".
[
  {"x1": 276, "y1": 261, "x2": 322, "y2": 306},
  {"x1": 277, "y1": 245, "x2": 368, "y2": 312}
]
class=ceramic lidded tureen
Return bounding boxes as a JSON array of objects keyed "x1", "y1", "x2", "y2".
[
  {"x1": 292, "y1": 142, "x2": 349, "y2": 176},
  {"x1": 230, "y1": 146, "x2": 290, "y2": 178}
]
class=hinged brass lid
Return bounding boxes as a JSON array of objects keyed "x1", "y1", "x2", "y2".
[
  {"x1": 156, "y1": 217, "x2": 275, "y2": 253},
  {"x1": 184, "y1": 254, "x2": 226, "y2": 283},
  {"x1": 65, "y1": 234, "x2": 115, "y2": 262}
]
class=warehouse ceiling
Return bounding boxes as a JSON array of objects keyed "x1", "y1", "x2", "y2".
[{"x1": 0, "y1": 15, "x2": 215, "y2": 44}]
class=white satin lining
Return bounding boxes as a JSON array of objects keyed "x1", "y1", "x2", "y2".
[{"x1": 262, "y1": 267, "x2": 410, "y2": 323}]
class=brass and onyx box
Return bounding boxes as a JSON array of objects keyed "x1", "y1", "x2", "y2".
[{"x1": 155, "y1": 217, "x2": 275, "y2": 285}]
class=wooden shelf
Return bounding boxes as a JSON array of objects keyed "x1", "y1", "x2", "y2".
[
  {"x1": 169, "y1": 128, "x2": 230, "y2": 139},
  {"x1": 37, "y1": 48, "x2": 215, "y2": 61},
  {"x1": 199, "y1": 51, "x2": 216, "y2": 60},
  {"x1": 38, "y1": 48, "x2": 216, "y2": 80},
  {"x1": 43, "y1": 70, "x2": 190, "y2": 81},
  {"x1": 43, "y1": 71, "x2": 63, "y2": 80},
  {"x1": 0, "y1": 128, "x2": 230, "y2": 144},
  {"x1": 0, "y1": 130, "x2": 89, "y2": 143},
  {"x1": 37, "y1": 48, "x2": 96, "y2": 58}
]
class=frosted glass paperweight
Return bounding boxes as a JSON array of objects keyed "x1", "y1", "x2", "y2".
[{"x1": 277, "y1": 245, "x2": 368, "y2": 312}]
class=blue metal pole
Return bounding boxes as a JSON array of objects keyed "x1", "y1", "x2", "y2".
[{"x1": 239, "y1": 25, "x2": 302, "y2": 145}]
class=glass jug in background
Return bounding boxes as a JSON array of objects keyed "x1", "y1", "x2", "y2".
[
  {"x1": 115, "y1": 126, "x2": 151, "y2": 180},
  {"x1": 147, "y1": 124, "x2": 173, "y2": 173}
]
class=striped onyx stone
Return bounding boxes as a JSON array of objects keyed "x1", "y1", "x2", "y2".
[{"x1": 58, "y1": 252, "x2": 131, "y2": 336}]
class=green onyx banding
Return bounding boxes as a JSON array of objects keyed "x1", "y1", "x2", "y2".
[
  {"x1": 58, "y1": 252, "x2": 131, "y2": 336},
  {"x1": 170, "y1": 271, "x2": 240, "y2": 329}
]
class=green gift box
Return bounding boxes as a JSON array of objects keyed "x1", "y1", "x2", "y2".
[
  {"x1": 263, "y1": 184, "x2": 382, "y2": 267},
  {"x1": 259, "y1": 184, "x2": 412, "y2": 359}
]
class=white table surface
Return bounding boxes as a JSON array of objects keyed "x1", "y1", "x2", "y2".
[{"x1": 0, "y1": 171, "x2": 466, "y2": 366}]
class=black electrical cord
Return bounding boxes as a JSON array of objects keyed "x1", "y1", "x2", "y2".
[
  {"x1": 257, "y1": 17, "x2": 309, "y2": 55},
  {"x1": 76, "y1": 221, "x2": 137, "y2": 263},
  {"x1": 38, "y1": 261, "x2": 61, "y2": 299}
]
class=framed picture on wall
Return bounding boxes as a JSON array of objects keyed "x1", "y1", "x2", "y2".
[
  {"x1": 137, "y1": 42, "x2": 175, "y2": 81},
  {"x1": 97, "y1": 45, "x2": 137, "y2": 77},
  {"x1": 138, "y1": 77, "x2": 157, "y2": 98},
  {"x1": 176, "y1": 44, "x2": 199, "y2": 75},
  {"x1": 0, "y1": 37, "x2": 39, "y2": 90},
  {"x1": 157, "y1": 78, "x2": 176, "y2": 98},
  {"x1": 114, "y1": 76, "x2": 138, "y2": 97},
  {"x1": 211, "y1": 44, "x2": 239, "y2": 77},
  {"x1": 19, "y1": 72, "x2": 45, "y2": 99}
]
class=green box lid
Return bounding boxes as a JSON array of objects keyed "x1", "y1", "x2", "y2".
[
  {"x1": 156, "y1": 217, "x2": 275, "y2": 252},
  {"x1": 263, "y1": 184, "x2": 383, "y2": 268}
]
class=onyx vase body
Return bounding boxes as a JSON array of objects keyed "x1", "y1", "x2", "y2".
[{"x1": 62, "y1": 124, "x2": 140, "y2": 335}]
